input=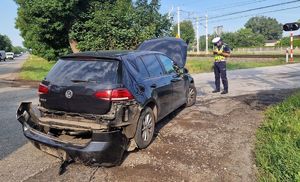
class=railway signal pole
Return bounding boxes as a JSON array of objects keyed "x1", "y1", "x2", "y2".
[
  {"x1": 283, "y1": 22, "x2": 299, "y2": 63},
  {"x1": 290, "y1": 32, "x2": 294, "y2": 63}
]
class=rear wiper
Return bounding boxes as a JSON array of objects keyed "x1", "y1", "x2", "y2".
[
  {"x1": 71, "y1": 79, "x2": 88, "y2": 83},
  {"x1": 71, "y1": 79, "x2": 97, "y2": 83}
]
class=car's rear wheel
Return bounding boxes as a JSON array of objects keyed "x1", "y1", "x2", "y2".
[
  {"x1": 134, "y1": 107, "x2": 155, "y2": 149},
  {"x1": 186, "y1": 85, "x2": 197, "y2": 107}
]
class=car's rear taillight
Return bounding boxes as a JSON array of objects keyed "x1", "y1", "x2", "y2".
[
  {"x1": 111, "y1": 88, "x2": 134, "y2": 101},
  {"x1": 38, "y1": 83, "x2": 49, "y2": 94},
  {"x1": 95, "y1": 88, "x2": 134, "y2": 101},
  {"x1": 94, "y1": 90, "x2": 112, "y2": 101}
]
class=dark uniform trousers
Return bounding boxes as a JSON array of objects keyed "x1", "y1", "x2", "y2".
[{"x1": 214, "y1": 61, "x2": 228, "y2": 91}]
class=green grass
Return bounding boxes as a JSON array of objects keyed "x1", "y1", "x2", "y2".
[
  {"x1": 186, "y1": 58, "x2": 300, "y2": 74},
  {"x1": 256, "y1": 92, "x2": 300, "y2": 181},
  {"x1": 19, "y1": 55, "x2": 55, "y2": 81}
]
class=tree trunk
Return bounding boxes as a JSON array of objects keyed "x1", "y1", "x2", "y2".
[{"x1": 69, "y1": 39, "x2": 80, "y2": 53}]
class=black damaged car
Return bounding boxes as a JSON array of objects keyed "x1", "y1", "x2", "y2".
[{"x1": 16, "y1": 38, "x2": 197, "y2": 167}]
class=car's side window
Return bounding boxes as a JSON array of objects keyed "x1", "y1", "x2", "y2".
[
  {"x1": 135, "y1": 57, "x2": 150, "y2": 78},
  {"x1": 141, "y1": 55, "x2": 164, "y2": 77},
  {"x1": 158, "y1": 55, "x2": 175, "y2": 74}
]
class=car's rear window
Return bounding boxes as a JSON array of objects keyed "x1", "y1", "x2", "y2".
[{"x1": 45, "y1": 59, "x2": 120, "y2": 84}]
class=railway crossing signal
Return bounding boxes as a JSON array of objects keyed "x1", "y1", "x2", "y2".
[
  {"x1": 283, "y1": 23, "x2": 299, "y2": 63},
  {"x1": 283, "y1": 23, "x2": 300, "y2": 32}
]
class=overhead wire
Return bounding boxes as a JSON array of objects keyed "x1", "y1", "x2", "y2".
[
  {"x1": 178, "y1": 0, "x2": 269, "y2": 17},
  {"x1": 206, "y1": 0, "x2": 269, "y2": 11},
  {"x1": 209, "y1": 0, "x2": 300, "y2": 20},
  {"x1": 209, "y1": 5, "x2": 300, "y2": 24}
]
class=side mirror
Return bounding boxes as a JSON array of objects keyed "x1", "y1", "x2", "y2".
[
  {"x1": 183, "y1": 68, "x2": 189, "y2": 74},
  {"x1": 283, "y1": 23, "x2": 300, "y2": 31}
]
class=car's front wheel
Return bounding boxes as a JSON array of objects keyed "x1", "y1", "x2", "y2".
[
  {"x1": 134, "y1": 107, "x2": 155, "y2": 149},
  {"x1": 186, "y1": 85, "x2": 197, "y2": 107}
]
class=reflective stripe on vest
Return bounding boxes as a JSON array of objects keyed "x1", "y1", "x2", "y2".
[{"x1": 214, "y1": 45, "x2": 225, "y2": 61}]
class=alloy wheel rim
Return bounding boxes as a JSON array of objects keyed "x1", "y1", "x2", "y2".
[
  {"x1": 188, "y1": 88, "x2": 195, "y2": 104},
  {"x1": 141, "y1": 113, "x2": 153, "y2": 142}
]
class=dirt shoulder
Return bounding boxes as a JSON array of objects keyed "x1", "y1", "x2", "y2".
[{"x1": 23, "y1": 89, "x2": 296, "y2": 182}]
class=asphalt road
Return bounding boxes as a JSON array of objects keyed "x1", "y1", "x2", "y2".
[
  {"x1": 0, "y1": 55, "x2": 37, "y2": 159},
  {"x1": 0, "y1": 55, "x2": 27, "y2": 80},
  {"x1": 1, "y1": 58, "x2": 300, "y2": 181},
  {"x1": 193, "y1": 63, "x2": 300, "y2": 101}
]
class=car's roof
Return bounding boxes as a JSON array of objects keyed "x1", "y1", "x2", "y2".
[{"x1": 61, "y1": 50, "x2": 162, "y2": 59}]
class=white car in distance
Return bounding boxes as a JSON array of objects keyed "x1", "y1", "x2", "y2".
[{"x1": 6, "y1": 52, "x2": 14, "y2": 60}]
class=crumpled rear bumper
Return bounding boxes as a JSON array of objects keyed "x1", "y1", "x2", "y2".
[{"x1": 16, "y1": 102, "x2": 128, "y2": 166}]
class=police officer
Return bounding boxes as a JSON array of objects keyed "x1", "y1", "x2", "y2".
[{"x1": 211, "y1": 37, "x2": 231, "y2": 94}]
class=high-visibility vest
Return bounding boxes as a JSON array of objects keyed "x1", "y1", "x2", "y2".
[{"x1": 214, "y1": 45, "x2": 226, "y2": 61}]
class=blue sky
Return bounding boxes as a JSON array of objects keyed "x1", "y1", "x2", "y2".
[{"x1": 1, "y1": 0, "x2": 300, "y2": 47}]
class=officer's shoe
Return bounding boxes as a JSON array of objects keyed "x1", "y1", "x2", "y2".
[
  {"x1": 221, "y1": 90, "x2": 228, "y2": 95},
  {"x1": 212, "y1": 90, "x2": 220, "y2": 93}
]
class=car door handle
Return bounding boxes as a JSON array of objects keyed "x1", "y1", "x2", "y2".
[{"x1": 150, "y1": 84, "x2": 157, "y2": 88}]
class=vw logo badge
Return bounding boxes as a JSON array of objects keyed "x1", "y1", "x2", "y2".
[{"x1": 65, "y1": 90, "x2": 73, "y2": 99}]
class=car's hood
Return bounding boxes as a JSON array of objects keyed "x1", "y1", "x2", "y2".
[{"x1": 137, "y1": 37, "x2": 187, "y2": 68}]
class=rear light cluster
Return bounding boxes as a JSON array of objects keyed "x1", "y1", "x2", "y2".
[
  {"x1": 95, "y1": 88, "x2": 134, "y2": 101},
  {"x1": 38, "y1": 83, "x2": 49, "y2": 94}
]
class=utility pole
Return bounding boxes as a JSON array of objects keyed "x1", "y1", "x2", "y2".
[
  {"x1": 168, "y1": 6, "x2": 174, "y2": 20},
  {"x1": 214, "y1": 25, "x2": 223, "y2": 36},
  {"x1": 177, "y1": 7, "x2": 180, "y2": 38},
  {"x1": 205, "y1": 14, "x2": 208, "y2": 55},
  {"x1": 196, "y1": 17, "x2": 199, "y2": 54}
]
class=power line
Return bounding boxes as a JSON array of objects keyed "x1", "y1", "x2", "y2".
[
  {"x1": 209, "y1": 0, "x2": 300, "y2": 20},
  {"x1": 207, "y1": 0, "x2": 268, "y2": 11},
  {"x1": 209, "y1": 5, "x2": 300, "y2": 24},
  {"x1": 177, "y1": 0, "x2": 268, "y2": 19}
]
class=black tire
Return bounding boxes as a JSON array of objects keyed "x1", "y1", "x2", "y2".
[
  {"x1": 134, "y1": 107, "x2": 156, "y2": 149},
  {"x1": 186, "y1": 85, "x2": 197, "y2": 107}
]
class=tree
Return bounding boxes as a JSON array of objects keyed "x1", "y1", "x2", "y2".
[
  {"x1": 171, "y1": 20, "x2": 195, "y2": 45},
  {"x1": 221, "y1": 32, "x2": 237, "y2": 49},
  {"x1": 199, "y1": 28, "x2": 264, "y2": 50},
  {"x1": 199, "y1": 35, "x2": 213, "y2": 51},
  {"x1": 75, "y1": 0, "x2": 171, "y2": 51},
  {"x1": 12, "y1": 46, "x2": 27, "y2": 54},
  {"x1": 245, "y1": 16, "x2": 282, "y2": 40},
  {"x1": 15, "y1": 0, "x2": 171, "y2": 61},
  {"x1": 234, "y1": 28, "x2": 265, "y2": 47},
  {"x1": 277, "y1": 37, "x2": 300, "y2": 47},
  {"x1": 0, "y1": 34, "x2": 13, "y2": 51}
]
